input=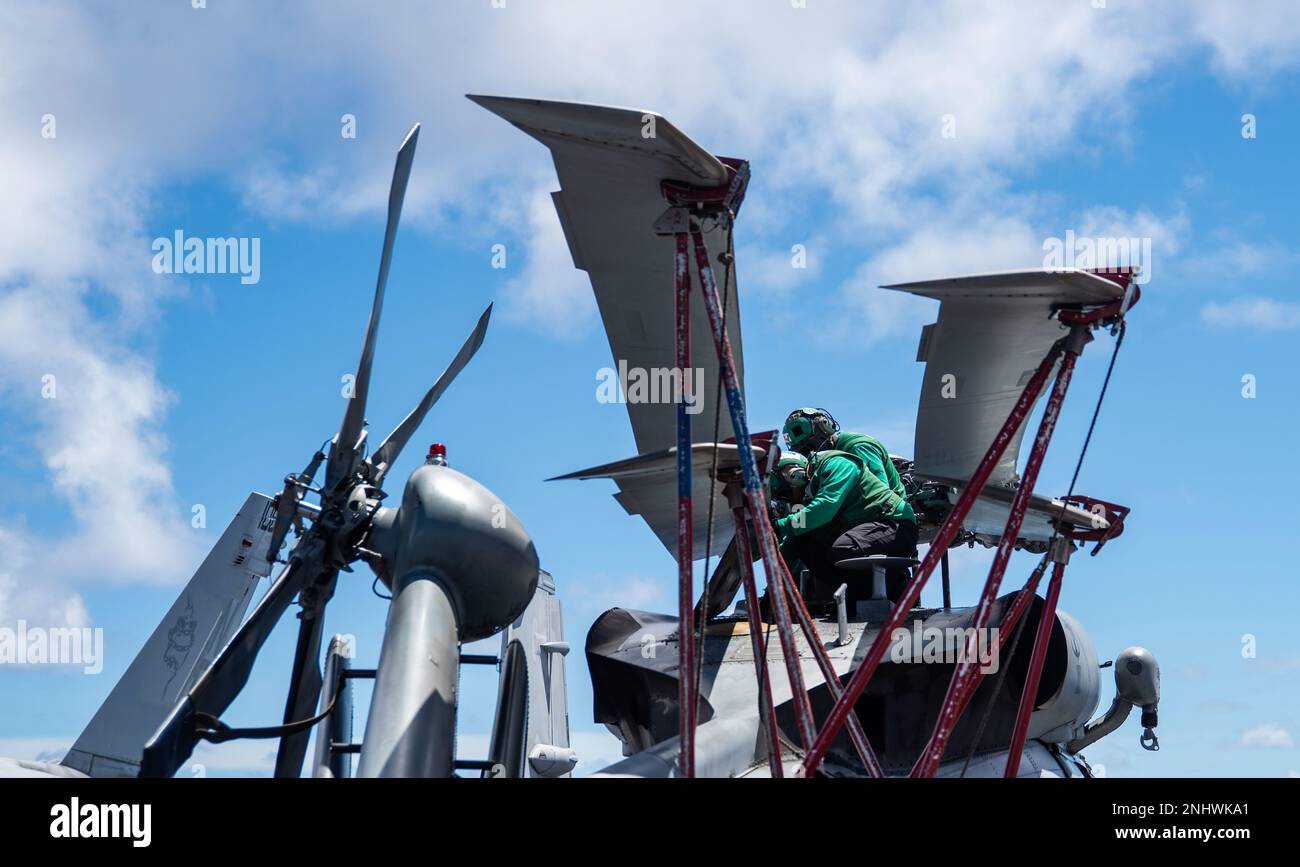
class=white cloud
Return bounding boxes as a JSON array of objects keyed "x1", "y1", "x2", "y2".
[
  {"x1": 737, "y1": 239, "x2": 824, "y2": 300},
  {"x1": 565, "y1": 573, "x2": 675, "y2": 623},
  {"x1": 0, "y1": 528, "x2": 90, "y2": 631},
  {"x1": 0, "y1": 5, "x2": 214, "y2": 627},
  {"x1": 3, "y1": 0, "x2": 1299, "y2": 634},
  {"x1": 835, "y1": 202, "x2": 1189, "y2": 347},
  {"x1": 0, "y1": 283, "x2": 202, "y2": 628},
  {"x1": 836, "y1": 214, "x2": 1044, "y2": 346},
  {"x1": 1239, "y1": 723, "x2": 1295, "y2": 749},
  {"x1": 1183, "y1": 238, "x2": 1297, "y2": 280},
  {"x1": 0, "y1": 737, "x2": 73, "y2": 765},
  {"x1": 1068, "y1": 206, "x2": 1189, "y2": 287},
  {"x1": 499, "y1": 187, "x2": 596, "y2": 339},
  {"x1": 1183, "y1": 0, "x2": 1300, "y2": 77},
  {"x1": 1201, "y1": 297, "x2": 1300, "y2": 331},
  {"x1": 0, "y1": 0, "x2": 1252, "y2": 343}
]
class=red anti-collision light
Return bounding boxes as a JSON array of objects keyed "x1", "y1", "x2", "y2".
[{"x1": 427, "y1": 443, "x2": 447, "y2": 459}]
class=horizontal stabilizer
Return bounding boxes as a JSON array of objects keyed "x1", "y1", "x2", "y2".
[
  {"x1": 467, "y1": 95, "x2": 729, "y2": 186},
  {"x1": 882, "y1": 268, "x2": 1126, "y2": 303},
  {"x1": 885, "y1": 268, "x2": 1126, "y2": 487},
  {"x1": 552, "y1": 441, "x2": 769, "y2": 561},
  {"x1": 472, "y1": 94, "x2": 747, "y2": 457},
  {"x1": 549, "y1": 442, "x2": 766, "y2": 482},
  {"x1": 922, "y1": 473, "x2": 1107, "y2": 541}
]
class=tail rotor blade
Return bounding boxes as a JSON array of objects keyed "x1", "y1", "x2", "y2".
[
  {"x1": 327, "y1": 123, "x2": 421, "y2": 487},
  {"x1": 369, "y1": 304, "x2": 492, "y2": 482}
]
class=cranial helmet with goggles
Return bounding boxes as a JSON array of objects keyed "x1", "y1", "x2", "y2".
[
  {"x1": 781, "y1": 407, "x2": 840, "y2": 456},
  {"x1": 768, "y1": 452, "x2": 810, "y2": 503}
]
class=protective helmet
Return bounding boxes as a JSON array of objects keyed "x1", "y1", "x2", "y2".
[
  {"x1": 768, "y1": 452, "x2": 810, "y2": 502},
  {"x1": 782, "y1": 407, "x2": 839, "y2": 455}
]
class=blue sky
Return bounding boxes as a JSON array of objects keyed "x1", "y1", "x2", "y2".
[{"x1": 1, "y1": 0, "x2": 1298, "y2": 777}]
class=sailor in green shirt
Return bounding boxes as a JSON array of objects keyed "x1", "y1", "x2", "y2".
[
  {"x1": 769, "y1": 408, "x2": 919, "y2": 604},
  {"x1": 781, "y1": 407, "x2": 915, "y2": 524}
]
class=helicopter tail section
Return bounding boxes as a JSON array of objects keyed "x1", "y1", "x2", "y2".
[{"x1": 61, "y1": 492, "x2": 278, "y2": 777}]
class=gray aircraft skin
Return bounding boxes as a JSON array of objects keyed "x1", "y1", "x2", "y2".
[
  {"x1": 2, "y1": 97, "x2": 1158, "y2": 780},
  {"x1": 475, "y1": 96, "x2": 1160, "y2": 778}
]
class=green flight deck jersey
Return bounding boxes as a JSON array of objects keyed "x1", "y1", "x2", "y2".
[
  {"x1": 775, "y1": 449, "x2": 913, "y2": 543},
  {"x1": 832, "y1": 431, "x2": 915, "y2": 524}
]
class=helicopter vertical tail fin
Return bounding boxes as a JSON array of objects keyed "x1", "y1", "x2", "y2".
[
  {"x1": 62, "y1": 492, "x2": 279, "y2": 777},
  {"x1": 487, "y1": 570, "x2": 576, "y2": 777}
]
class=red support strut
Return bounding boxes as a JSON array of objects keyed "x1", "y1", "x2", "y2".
[
  {"x1": 800, "y1": 336, "x2": 1067, "y2": 776},
  {"x1": 766, "y1": 520, "x2": 883, "y2": 777},
  {"x1": 1004, "y1": 548, "x2": 1069, "y2": 777},
  {"x1": 919, "y1": 557, "x2": 1052, "y2": 755},
  {"x1": 690, "y1": 227, "x2": 819, "y2": 752},
  {"x1": 727, "y1": 488, "x2": 784, "y2": 778},
  {"x1": 909, "y1": 328, "x2": 1087, "y2": 778},
  {"x1": 672, "y1": 229, "x2": 696, "y2": 777}
]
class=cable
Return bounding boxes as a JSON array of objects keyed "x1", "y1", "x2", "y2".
[
  {"x1": 194, "y1": 687, "x2": 342, "y2": 743},
  {"x1": 1061, "y1": 320, "x2": 1127, "y2": 506}
]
